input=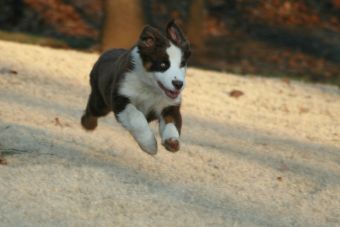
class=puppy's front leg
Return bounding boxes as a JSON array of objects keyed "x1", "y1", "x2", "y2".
[
  {"x1": 159, "y1": 106, "x2": 182, "y2": 152},
  {"x1": 117, "y1": 104, "x2": 157, "y2": 155}
]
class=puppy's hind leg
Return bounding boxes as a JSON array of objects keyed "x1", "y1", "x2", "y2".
[{"x1": 81, "y1": 91, "x2": 110, "y2": 131}]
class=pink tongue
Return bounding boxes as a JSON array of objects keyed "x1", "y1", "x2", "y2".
[
  {"x1": 157, "y1": 81, "x2": 180, "y2": 98},
  {"x1": 166, "y1": 90, "x2": 179, "y2": 98}
]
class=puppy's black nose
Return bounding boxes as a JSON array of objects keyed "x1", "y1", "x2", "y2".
[{"x1": 172, "y1": 80, "x2": 183, "y2": 90}]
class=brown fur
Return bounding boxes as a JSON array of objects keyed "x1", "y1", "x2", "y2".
[
  {"x1": 81, "y1": 20, "x2": 190, "y2": 153},
  {"x1": 81, "y1": 48, "x2": 133, "y2": 130},
  {"x1": 161, "y1": 105, "x2": 182, "y2": 135},
  {"x1": 138, "y1": 25, "x2": 171, "y2": 72},
  {"x1": 161, "y1": 105, "x2": 182, "y2": 152}
]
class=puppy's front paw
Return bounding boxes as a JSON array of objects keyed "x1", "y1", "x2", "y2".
[
  {"x1": 163, "y1": 138, "x2": 180, "y2": 152},
  {"x1": 138, "y1": 135, "x2": 158, "y2": 155}
]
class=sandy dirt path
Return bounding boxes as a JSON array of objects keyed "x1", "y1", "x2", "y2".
[{"x1": 0, "y1": 40, "x2": 339, "y2": 226}]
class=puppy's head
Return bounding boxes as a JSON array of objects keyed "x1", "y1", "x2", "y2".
[{"x1": 137, "y1": 20, "x2": 191, "y2": 100}]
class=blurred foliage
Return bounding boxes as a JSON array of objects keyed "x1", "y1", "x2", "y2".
[
  {"x1": 0, "y1": 0, "x2": 99, "y2": 48},
  {"x1": 0, "y1": 0, "x2": 339, "y2": 85},
  {"x1": 0, "y1": 30, "x2": 68, "y2": 47}
]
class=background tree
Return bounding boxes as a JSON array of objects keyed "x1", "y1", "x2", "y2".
[
  {"x1": 101, "y1": 0, "x2": 144, "y2": 51},
  {"x1": 186, "y1": 0, "x2": 205, "y2": 49}
]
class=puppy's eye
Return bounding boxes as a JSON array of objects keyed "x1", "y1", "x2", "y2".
[{"x1": 160, "y1": 62, "x2": 167, "y2": 68}]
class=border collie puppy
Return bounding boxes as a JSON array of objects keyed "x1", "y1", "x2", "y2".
[{"x1": 81, "y1": 20, "x2": 191, "y2": 155}]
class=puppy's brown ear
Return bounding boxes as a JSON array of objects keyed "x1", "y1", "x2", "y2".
[
  {"x1": 138, "y1": 25, "x2": 160, "y2": 48},
  {"x1": 166, "y1": 20, "x2": 187, "y2": 46}
]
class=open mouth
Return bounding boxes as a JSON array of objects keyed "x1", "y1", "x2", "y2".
[{"x1": 157, "y1": 81, "x2": 180, "y2": 99}]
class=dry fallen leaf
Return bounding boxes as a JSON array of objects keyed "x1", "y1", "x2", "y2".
[
  {"x1": 54, "y1": 117, "x2": 71, "y2": 127},
  {"x1": 281, "y1": 77, "x2": 290, "y2": 85},
  {"x1": 299, "y1": 107, "x2": 309, "y2": 114},
  {"x1": 9, "y1": 69, "x2": 18, "y2": 74},
  {"x1": 229, "y1": 90, "x2": 244, "y2": 98},
  {"x1": 0, "y1": 157, "x2": 7, "y2": 165},
  {"x1": 54, "y1": 117, "x2": 63, "y2": 127}
]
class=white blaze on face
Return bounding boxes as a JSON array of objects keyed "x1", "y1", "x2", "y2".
[{"x1": 155, "y1": 43, "x2": 186, "y2": 91}]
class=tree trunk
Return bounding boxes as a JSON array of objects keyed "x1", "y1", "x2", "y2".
[
  {"x1": 101, "y1": 0, "x2": 144, "y2": 52},
  {"x1": 186, "y1": 0, "x2": 205, "y2": 49}
]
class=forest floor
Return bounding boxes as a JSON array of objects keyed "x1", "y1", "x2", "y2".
[{"x1": 0, "y1": 40, "x2": 339, "y2": 226}]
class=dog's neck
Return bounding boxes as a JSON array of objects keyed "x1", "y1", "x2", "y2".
[
  {"x1": 130, "y1": 47, "x2": 140, "y2": 67},
  {"x1": 130, "y1": 46, "x2": 147, "y2": 75},
  {"x1": 128, "y1": 46, "x2": 161, "y2": 89}
]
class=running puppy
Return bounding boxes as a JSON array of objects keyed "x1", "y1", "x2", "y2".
[{"x1": 81, "y1": 20, "x2": 191, "y2": 155}]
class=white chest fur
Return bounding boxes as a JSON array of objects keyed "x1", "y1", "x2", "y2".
[{"x1": 119, "y1": 72, "x2": 180, "y2": 116}]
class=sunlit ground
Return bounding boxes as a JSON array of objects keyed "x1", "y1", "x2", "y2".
[{"x1": 0, "y1": 40, "x2": 339, "y2": 226}]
